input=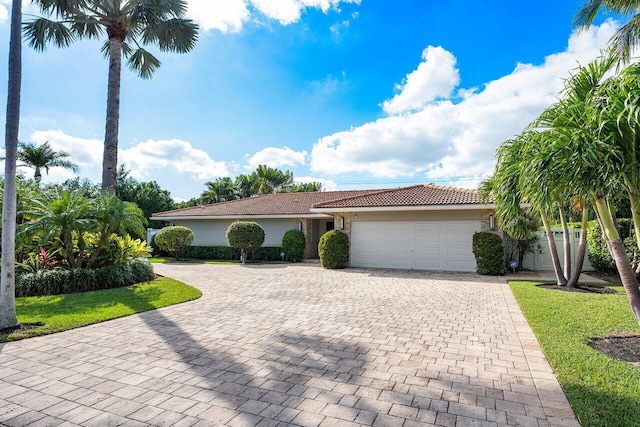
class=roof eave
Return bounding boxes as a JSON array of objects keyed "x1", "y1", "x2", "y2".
[
  {"x1": 150, "y1": 213, "x2": 333, "y2": 221},
  {"x1": 310, "y1": 204, "x2": 495, "y2": 213}
]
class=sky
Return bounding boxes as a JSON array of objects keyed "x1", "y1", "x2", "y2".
[{"x1": 0, "y1": 0, "x2": 620, "y2": 201}]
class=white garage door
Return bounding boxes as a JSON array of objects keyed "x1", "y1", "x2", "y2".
[{"x1": 350, "y1": 220, "x2": 481, "y2": 272}]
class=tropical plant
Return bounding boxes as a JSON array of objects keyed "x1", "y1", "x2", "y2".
[
  {"x1": 281, "y1": 229, "x2": 306, "y2": 262},
  {"x1": 1, "y1": 0, "x2": 23, "y2": 329},
  {"x1": 154, "y1": 225, "x2": 194, "y2": 260},
  {"x1": 19, "y1": 189, "x2": 96, "y2": 269},
  {"x1": 24, "y1": 0, "x2": 199, "y2": 194},
  {"x1": 226, "y1": 221, "x2": 265, "y2": 263},
  {"x1": 201, "y1": 177, "x2": 238, "y2": 204},
  {"x1": 116, "y1": 166, "x2": 174, "y2": 227},
  {"x1": 15, "y1": 141, "x2": 78, "y2": 183},
  {"x1": 318, "y1": 230, "x2": 349, "y2": 269},
  {"x1": 254, "y1": 165, "x2": 294, "y2": 194},
  {"x1": 574, "y1": 0, "x2": 640, "y2": 63}
]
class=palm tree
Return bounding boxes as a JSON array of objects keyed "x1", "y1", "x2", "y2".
[
  {"x1": 16, "y1": 141, "x2": 78, "y2": 183},
  {"x1": 20, "y1": 189, "x2": 95, "y2": 269},
  {"x1": 1, "y1": 0, "x2": 22, "y2": 329},
  {"x1": 254, "y1": 165, "x2": 294, "y2": 194},
  {"x1": 201, "y1": 177, "x2": 238, "y2": 204},
  {"x1": 24, "y1": 1, "x2": 199, "y2": 195},
  {"x1": 574, "y1": 0, "x2": 640, "y2": 63}
]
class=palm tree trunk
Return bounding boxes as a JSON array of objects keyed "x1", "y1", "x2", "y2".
[
  {"x1": 627, "y1": 189, "x2": 640, "y2": 270},
  {"x1": 559, "y1": 208, "x2": 572, "y2": 281},
  {"x1": 1, "y1": 0, "x2": 21, "y2": 329},
  {"x1": 566, "y1": 208, "x2": 589, "y2": 288},
  {"x1": 102, "y1": 37, "x2": 122, "y2": 196},
  {"x1": 541, "y1": 210, "x2": 568, "y2": 286},
  {"x1": 595, "y1": 198, "x2": 640, "y2": 325}
]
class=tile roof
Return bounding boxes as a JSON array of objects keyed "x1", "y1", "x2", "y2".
[
  {"x1": 152, "y1": 190, "x2": 378, "y2": 218},
  {"x1": 311, "y1": 184, "x2": 481, "y2": 209},
  {"x1": 152, "y1": 185, "x2": 484, "y2": 218}
]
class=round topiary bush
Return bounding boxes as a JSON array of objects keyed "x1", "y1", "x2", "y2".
[
  {"x1": 472, "y1": 231, "x2": 504, "y2": 275},
  {"x1": 282, "y1": 229, "x2": 306, "y2": 262},
  {"x1": 318, "y1": 230, "x2": 349, "y2": 269},
  {"x1": 226, "y1": 221, "x2": 265, "y2": 263},
  {"x1": 154, "y1": 226, "x2": 194, "y2": 260}
]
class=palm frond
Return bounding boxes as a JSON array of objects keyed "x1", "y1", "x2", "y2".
[
  {"x1": 142, "y1": 18, "x2": 198, "y2": 52},
  {"x1": 23, "y1": 18, "x2": 76, "y2": 51},
  {"x1": 609, "y1": 14, "x2": 640, "y2": 63},
  {"x1": 127, "y1": 47, "x2": 161, "y2": 79},
  {"x1": 573, "y1": 0, "x2": 603, "y2": 28}
]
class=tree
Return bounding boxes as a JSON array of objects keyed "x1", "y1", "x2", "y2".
[
  {"x1": 16, "y1": 141, "x2": 78, "y2": 183},
  {"x1": 201, "y1": 177, "x2": 238, "y2": 204},
  {"x1": 154, "y1": 225, "x2": 194, "y2": 261},
  {"x1": 20, "y1": 189, "x2": 95, "y2": 269},
  {"x1": 254, "y1": 165, "x2": 294, "y2": 194},
  {"x1": 226, "y1": 221, "x2": 265, "y2": 264},
  {"x1": 282, "y1": 181, "x2": 323, "y2": 193},
  {"x1": 1, "y1": 0, "x2": 22, "y2": 329},
  {"x1": 574, "y1": 0, "x2": 640, "y2": 63},
  {"x1": 116, "y1": 166, "x2": 174, "y2": 228},
  {"x1": 24, "y1": 1, "x2": 199, "y2": 195}
]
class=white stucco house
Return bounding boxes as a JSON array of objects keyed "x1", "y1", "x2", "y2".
[{"x1": 151, "y1": 184, "x2": 498, "y2": 272}]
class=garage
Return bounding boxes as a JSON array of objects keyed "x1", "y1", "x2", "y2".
[{"x1": 350, "y1": 220, "x2": 481, "y2": 272}]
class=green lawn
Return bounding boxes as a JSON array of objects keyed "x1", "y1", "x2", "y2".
[
  {"x1": 510, "y1": 281, "x2": 640, "y2": 426},
  {"x1": 1, "y1": 277, "x2": 201, "y2": 342}
]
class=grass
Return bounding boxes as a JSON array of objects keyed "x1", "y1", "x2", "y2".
[
  {"x1": 1, "y1": 277, "x2": 201, "y2": 342},
  {"x1": 510, "y1": 281, "x2": 640, "y2": 426}
]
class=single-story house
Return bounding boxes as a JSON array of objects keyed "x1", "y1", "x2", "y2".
[{"x1": 151, "y1": 184, "x2": 498, "y2": 272}]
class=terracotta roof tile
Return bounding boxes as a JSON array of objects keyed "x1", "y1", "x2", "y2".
[
  {"x1": 311, "y1": 184, "x2": 481, "y2": 209},
  {"x1": 152, "y1": 190, "x2": 379, "y2": 217}
]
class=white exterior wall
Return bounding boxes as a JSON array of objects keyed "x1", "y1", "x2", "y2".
[
  {"x1": 522, "y1": 228, "x2": 594, "y2": 271},
  {"x1": 172, "y1": 219, "x2": 300, "y2": 247}
]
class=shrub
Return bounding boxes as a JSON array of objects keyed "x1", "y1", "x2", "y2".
[
  {"x1": 177, "y1": 245, "x2": 283, "y2": 261},
  {"x1": 472, "y1": 232, "x2": 504, "y2": 275},
  {"x1": 282, "y1": 229, "x2": 305, "y2": 262},
  {"x1": 150, "y1": 232, "x2": 168, "y2": 257},
  {"x1": 226, "y1": 221, "x2": 265, "y2": 263},
  {"x1": 318, "y1": 230, "x2": 349, "y2": 269},
  {"x1": 587, "y1": 219, "x2": 638, "y2": 272},
  {"x1": 154, "y1": 226, "x2": 194, "y2": 260},
  {"x1": 16, "y1": 258, "x2": 155, "y2": 297}
]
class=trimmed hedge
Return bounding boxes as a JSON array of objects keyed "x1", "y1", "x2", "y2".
[
  {"x1": 282, "y1": 229, "x2": 305, "y2": 262},
  {"x1": 179, "y1": 245, "x2": 284, "y2": 261},
  {"x1": 16, "y1": 258, "x2": 156, "y2": 297},
  {"x1": 154, "y1": 226, "x2": 194, "y2": 260},
  {"x1": 472, "y1": 232, "x2": 504, "y2": 275},
  {"x1": 587, "y1": 219, "x2": 638, "y2": 272},
  {"x1": 319, "y1": 230, "x2": 349, "y2": 269}
]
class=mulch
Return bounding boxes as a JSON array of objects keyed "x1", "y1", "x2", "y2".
[
  {"x1": 0, "y1": 322, "x2": 43, "y2": 335},
  {"x1": 589, "y1": 336, "x2": 640, "y2": 366}
]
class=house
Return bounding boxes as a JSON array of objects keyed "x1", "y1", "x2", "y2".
[{"x1": 151, "y1": 184, "x2": 497, "y2": 272}]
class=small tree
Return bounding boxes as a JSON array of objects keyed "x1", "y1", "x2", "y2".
[
  {"x1": 226, "y1": 221, "x2": 265, "y2": 264},
  {"x1": 154, "y1": 226, "x2": 194, "y2": 261},
  {"x1": 319, "y1": 230, "x2": 349, "y2": 269},
  {"x1": 282, "y1": 229, "x2": 305, "y2": 262}
]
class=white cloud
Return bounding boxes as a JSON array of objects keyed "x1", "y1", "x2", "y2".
[
  {"x1": 27, "y1": 130, "x2": 229, "y2": 184},
  {"x1": 247, "y1": 146, "x2": 307, "y2": 169},
  {"x1": 122, "y1": 139, "x2": 229, "y2": 180},
  {"x1": 311, "y1": 21, "x2": 619, "y2": 184},
  {"x1": 187, "y1": 0, "x2": 249, "y2": 34},
  {"x1": 382, "y1": 46, "x2": 460, "y2": 115},
  {"x1": 188, "y1": 0, "x2": 360, "y2": 33}
]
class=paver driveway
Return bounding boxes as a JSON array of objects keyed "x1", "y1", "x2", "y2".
[{"x1": 0, "y1": 264, "x2": 579, "y2": 427}]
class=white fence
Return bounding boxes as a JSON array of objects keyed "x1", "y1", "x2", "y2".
[{"x1": 521, "y1": 228, "x2": 594, "y2": 272}]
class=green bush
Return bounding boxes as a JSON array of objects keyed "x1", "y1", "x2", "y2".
[
  {"x1": 150, "y1": 232, "x2": 168, "y2": 257},
  {"x1": 587, "y1": 219, "x2": 638, "y2": 272},
  {"x1": 472, "y1": 232, "x2": 504, "y2": 275},
  {"x1": 154, "y1": 226, "x2": 194, "y2": 260},
  {"x1": 282, "y1": 229, "x2": 306, "y2": 262},
  {"x1": 226, "y1": 221, "x2": 265, "y2": 263},
  {"x1": 319, "y1": 230, "x2": 349, "y2": 269},
  {"x1": 16, "y1": 258, "x2": 155, "y2": 297},
  {"x1": 178, "y1": 245, "x2": 282, "y2": 261}
]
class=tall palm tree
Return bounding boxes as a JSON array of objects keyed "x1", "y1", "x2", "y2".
[
  {"x1": 254, "y1": 165, "x2": 294, "y2": 194},
  {"x1": 201, "y1": 177, "x2": 238, "y2": 204},
  {"x1": 1, "y1": 0, "x2": 22, "y2": 329},
  {"x1": 16, "y1": 141, "x2": 78, "y2": 183},
  {"x1": 24, "y1": 1, "x2": 199, "y2": 195},
  {"x1": 574, "y1": 0, "x2": 640, "y2": 63}
]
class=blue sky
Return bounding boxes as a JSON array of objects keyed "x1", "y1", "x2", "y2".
[{"x1": 0, "y1": 0, "x2": 618, "y2": 201}]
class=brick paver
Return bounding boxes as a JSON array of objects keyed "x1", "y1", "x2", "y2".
[{"x1": 0, "y1": 264, "x2": 579, "y2": 426}]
